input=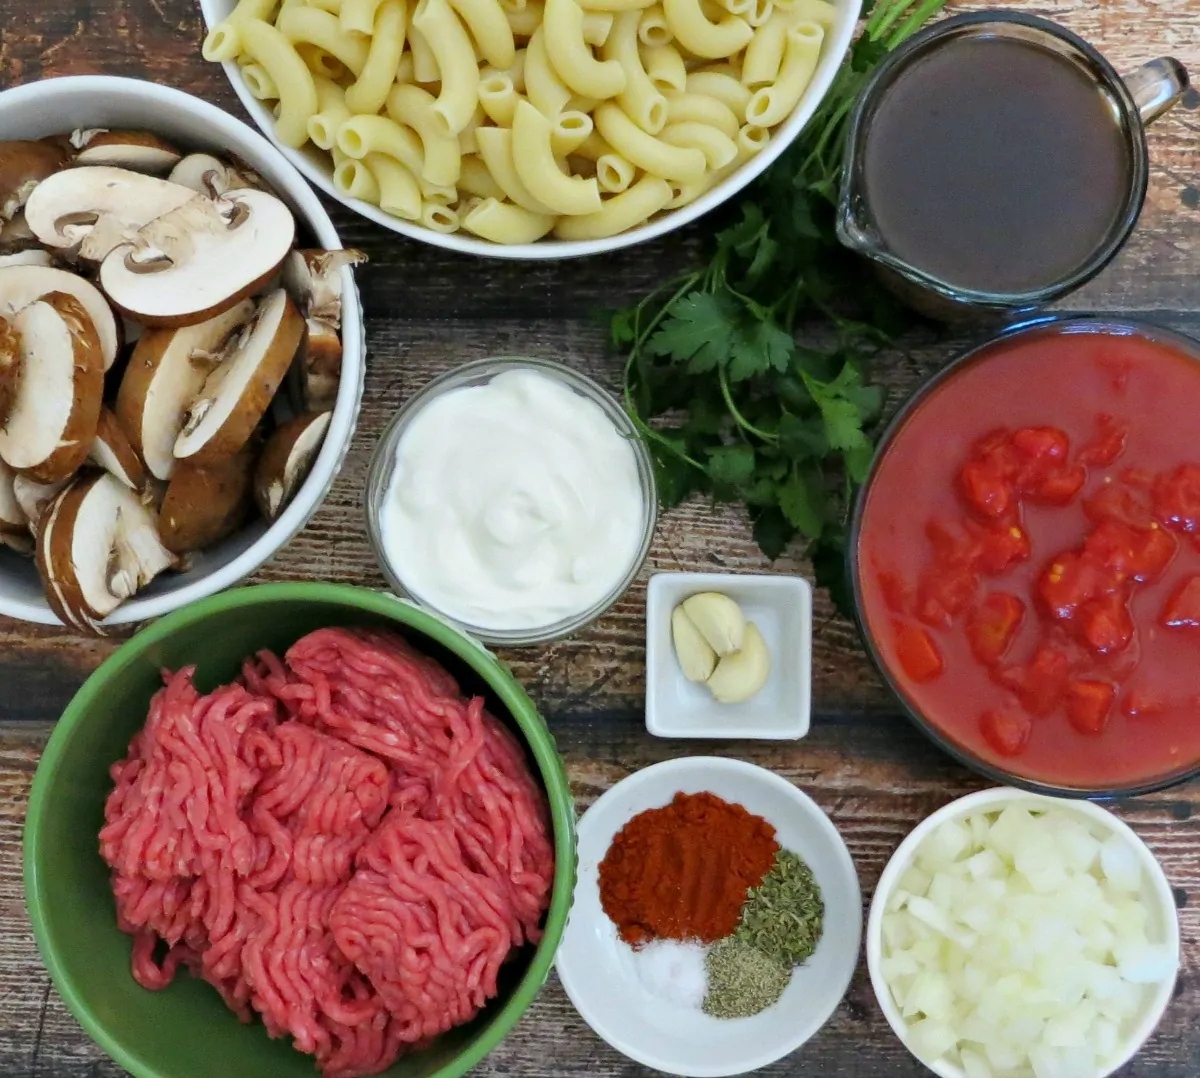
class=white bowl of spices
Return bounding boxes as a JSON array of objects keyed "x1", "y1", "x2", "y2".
[
  {"x1": 556, "y1": 756, "x2": 862, "y2": 1076},
  {"x1": 365, "y1": 357, "x2": 656, "y2": 645}
]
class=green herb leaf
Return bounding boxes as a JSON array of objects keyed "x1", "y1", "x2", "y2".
[
  {"x1": 778, "y1": 470, "x2": 825, "y2": 539},
  {"x1": 705, "y1": 444, "x2": 756, "y2": 485},
  {"x1": 646, "y1": 292, "x2": 738, "y2": 373},
  {"x1": 729, "y1": 319, "x2": 794, "y2": 382},
  {"x1": 751, "y1": 506, "x2": 795, "y2": 561}
]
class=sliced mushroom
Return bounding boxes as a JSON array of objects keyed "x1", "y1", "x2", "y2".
[
  {"x1": 70, "y1": 129, "x2": 182, "y2": 173},
  {"x1": 294, "y1": 318, "x2": 343, "y2": 412},
  {"x1": 89, "y1": 407, "x2": 146, "y2": 490},
  {"x1": 0, "y1": 314, "x2": 19, "y2": 427},
  {"x1": 36, "y1": 471, "x2": 176, "y2": 634},
  {"x1": 174, "y1": 289, "x2": 304, "y2": 463},
  {"x1": 115, "y1": 299, "x2": 255, "y2": 481},
  {"x1": 24, "y1": 165, "x2": 198, "y2": 261},
  {"x1": 0, "y1": 212, "x2": 38, "y2": 254},
  {"x1": 281, "y1": 248, "x2": 366, "y2": 328},
  {"x1": 159, "y1": 444, "x2": 255, "y2": 554},
  {"x1": 0, "y1": 248, "x2": 54, "y2": 269},
  {"x1": 0, "y1": 459, "x2": 31, "y2": 552},
  {"x1": 0, "y1": 140, "x2": 68, "y2": 222},
  {"x1": 0, "y1": 292, "x2": 104, "y2": 482},
  {"x1": 168, "y1": 153, "x2": 263, "y2": 198},
  {"x1": 100, "y1": 188, "x2": 295, "y2": 327},
  {"x1": 0, "y1": 264, "x2": 121, "y2": 370},
  {"x1": 12, "y1": 474, "x2": 67, "y2": 536},
  {"x1": 254, "y1": 411, "x2": 331, "y2": 521}
]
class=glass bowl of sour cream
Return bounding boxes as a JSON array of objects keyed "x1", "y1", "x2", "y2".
[{"x1": 365, "y1": 357, "x2": 658, "y2": 646}]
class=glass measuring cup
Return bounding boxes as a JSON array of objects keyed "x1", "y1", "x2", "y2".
[{"x1": 836, "y1": 12, "x2": 1189, "y2": 321}]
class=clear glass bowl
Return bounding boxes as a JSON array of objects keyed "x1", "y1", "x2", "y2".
[{"x1": 365, "y1": 357, "x2": 658, "y2": 647}]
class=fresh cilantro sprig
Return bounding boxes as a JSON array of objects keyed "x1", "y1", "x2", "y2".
[{"x1": 615, "y1": 0, "x2": 946, "y2": 616}]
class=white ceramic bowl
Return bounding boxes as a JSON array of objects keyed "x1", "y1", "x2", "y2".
[
  {"x1": 555, "y1": 756, "x2": 862, "y2": 1076},
  {"x1": 0, "y1": 76, "x2": 364, "y2": 627},
  {"x1": 198, "y1": 0, "x2": 863, "y2": 260},
  {"x1": 646, "y1": 572, "x2": 812, "y2": 739},
  {"x1": 867, "y1": 788, "x2": 1181, "y2": 1078}
]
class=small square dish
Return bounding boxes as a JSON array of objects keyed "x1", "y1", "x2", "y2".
[{"x1": 646, "y1": 572, "x2": 812, "y2": 740}]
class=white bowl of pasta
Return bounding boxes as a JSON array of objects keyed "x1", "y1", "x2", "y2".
[
  {"x1": 0, "y1": 75, "x2": 364, "y2": 629},
  {"x1": 198, "y1": 0, "x2": 862, "y2": 257}
]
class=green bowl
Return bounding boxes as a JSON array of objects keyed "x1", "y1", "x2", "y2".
[{"x1": 23, "y1": 582, "x2": 577, "y2": 1078}]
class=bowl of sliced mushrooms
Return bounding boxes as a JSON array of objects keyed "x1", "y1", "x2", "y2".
[{"x1": 0, "y1": 75, "x2": 365, "y2": 632}]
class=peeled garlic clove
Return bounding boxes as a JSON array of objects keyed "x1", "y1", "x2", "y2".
[
  {"x1": 681, "y1": 591, "x2": 745, "y2": 656},
  {"x1": 672, "y1": 605, "x2": 717, "y2": 682},
  {"x1": 707, "y1": 622, "x2": 770, "y2": 703}
]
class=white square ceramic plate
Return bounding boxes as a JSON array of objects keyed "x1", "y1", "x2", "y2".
[{"x1": 646, "y1": 572, "x2": 813, "y2": 739}]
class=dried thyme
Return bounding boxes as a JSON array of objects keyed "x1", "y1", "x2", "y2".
[
  {"x1": 702, "y1": 938, "x2": 790, "y2": 1019},
  {"x1": 735, "y1": 850, "x2": 825, "y2": 968}
]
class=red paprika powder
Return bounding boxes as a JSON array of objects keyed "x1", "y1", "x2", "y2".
[{"x1": 598, "y1": 791, "x2": 779, "y2": 945}]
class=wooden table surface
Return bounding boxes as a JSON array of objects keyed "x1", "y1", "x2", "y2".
[{"x1": 1, "y1": 0, "x2": 1198, "y2": 1075}]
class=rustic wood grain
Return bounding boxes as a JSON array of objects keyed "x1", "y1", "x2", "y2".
[{"x1": 0, "y1": 0, "x2": 1198, "y2": 1073}]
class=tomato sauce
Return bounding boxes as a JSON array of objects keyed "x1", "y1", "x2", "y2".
[{"x1": 856, "y1": 324, "x2": 1200, "y2": 789}]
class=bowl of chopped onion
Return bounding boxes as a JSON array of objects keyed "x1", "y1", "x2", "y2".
[{"x1": 867, "y1": 788, "x2": 1179, "y2": 1078}]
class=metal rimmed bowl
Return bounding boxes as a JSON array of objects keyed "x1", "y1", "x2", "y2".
[
  {"x1": 848, "y1": 315, "x2": 1200, "y2": 798},
  {"x1": 24, "y1": 582, "x2": 576, "y2": 1078},
  {"x1": 365, "y1": 357, "x2": 657, "y2": 647}
]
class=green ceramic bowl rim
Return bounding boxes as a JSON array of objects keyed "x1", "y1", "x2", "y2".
[{"x1": 23, "y1": 581, "x2": 578, "y2": 1078}]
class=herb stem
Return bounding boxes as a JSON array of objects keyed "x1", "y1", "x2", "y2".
[
  {"x1": 719, "y1": 367, "x2": 779, "y2": 444},
  {"x1": 887, "y1": 0, "x2": 949, "y2": 46}
]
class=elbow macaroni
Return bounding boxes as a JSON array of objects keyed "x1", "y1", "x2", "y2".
[{"x1": 202, "y1": 0, "x2": 831, "y2": 243}]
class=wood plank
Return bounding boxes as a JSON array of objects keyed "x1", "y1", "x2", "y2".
[{"x1": 2, "y1": 724, "x2": 1197, "y2": 1076}]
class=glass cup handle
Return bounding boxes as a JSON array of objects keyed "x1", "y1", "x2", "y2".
[{"x1": 1123, "y1": 57, "x2": 1190, "y2": 125}]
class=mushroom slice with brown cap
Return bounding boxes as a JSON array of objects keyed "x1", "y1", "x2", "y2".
[
  {"x1": 70, "y1": 129, "x2": 182, "y2": 173},
  {"x1": 0, "y1": 314, "x2": 19, "y2": 426},
  {"x1": 100, "y1": 189, "x2": 296, "y2": 327},
  {"x1": 168, "y1": 153, "x2": 262, "y2": 198},
  {"x1": 174, "y1": 289, "x2": 304, "y2": 463},
  {"x1": 0, "y1": 460, "x2": 31, "y2": 553},
  {"x1": 36, "y1": 471, "x2": 176, "y2": 634},
  {"x1": 281, "y1": 248, "x2": 366, "y2": 327},
  {"x1": 254, "y1": 411, "x2": 331, "y2": 521},
  {"x1": 0, "y1": 140, "x2": 68, "y2": 222},
  {"x1": 0, "y1": 264, "x2": 120, "y2": 370},
  {"x1": 0, "y1": 292, "x2": 105, "y2": 483},
  {"x1": 12, "y1": 474, "x2": 67, "y2": 536},
  {"x1": 115, "y1": 300, "x2": 255, "y2": 481},
  {"x1": 159, "y1": 444, "x2": 255, "y2": 554},
  {"x1": 24, "y1": 165, "x2": 197, "y2": 261},
  {"x1": 89, "y1": 407, "x2": 146, "y2": 490},
  {"x1": 292, "y1": 318, "x2": 342, "y2": 413}
]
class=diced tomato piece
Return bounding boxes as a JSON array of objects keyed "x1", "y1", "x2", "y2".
[
  {"x1": 1065, "y1": 679, "x2": 1115, "y2": 736},
  {"x1": 1153, "y1": 463, "x2": 1200, "y2": 533},
  {"x1": 1038, "y1": 552, "x2": 1111, "y2": 621},
  {"x1": 971, "y1": 430, "x2": 1021, "y2": 478},
  {"x1": 876, "y1": 570, "x2": 910, "y2": 614},
  {"x1": 967, "y1": 593, "x2": 1024, "y2": 666},
  {"x1": 1128, "y1": 525, "x2": 1178, "y2": 582},
  {"x1": 970, "y1": 523, "x2": 1031, "y2": 575},
  {"x1": 1082, "y1": 521, "x2": 1175, "y2": 584},
  {"x1": 1012, "y1": 426, "x2": 1069, "y2": 463},
  {"x1": 1162, "y1": 574, "x2": 1200, "y2": 629},
  {"x1": 892, "y1": 621, "x2": 944, "y2": 683},
  {"x1": 916, "y1": 567, "x2": 978, "y2": 629},
  {"x1": 1078, "y1": 592, "x2": 1134, "y2": 654},
  {"x1": 1122, "y1": 691, "x2": 1165, "y2": 720},
  {"x1": 959, "y1": 461, "x2": 1014, "y2": 520},
  {"x1": 998, "y1": 646, "x2": 1070, "y2": 717},
  {"x1": 980, "y1": 710, "x2": 1032, "y2": 757},
  {"x1": 1027, "y1": 465, "x2": 1086, "y2": 506},
  {"x1": 1120, "y1": 467, "x2": 1155, "y2": 489},
  {"x1": 925, "y1": 519, "x2": 975, "y2": 564},
  {"x1": 1078, "y1": 414, "x2": 1128, "y2": 467},
  {"x1": 1084, "y1": 482, "x2": 1154, "y2": 528}
]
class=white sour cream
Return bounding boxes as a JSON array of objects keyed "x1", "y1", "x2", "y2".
[{"x1": 381, "y1": 368, "x2": 646, "y2": 631}]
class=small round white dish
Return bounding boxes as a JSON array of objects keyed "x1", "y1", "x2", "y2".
[
  {"x1": 556, "y1": 756, "x2": 862, "y2": 1077},
  {"x1": 198, "y1": 0, "x2": 863, "y2": 260},
  {"x1": 867, "y1": 787, "x2": 1180, "y2": 1078},
  {"x1": 0, "y1": 76, "x2": 364, "y2": 628}
]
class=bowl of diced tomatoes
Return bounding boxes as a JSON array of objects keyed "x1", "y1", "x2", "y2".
[{"x1": 849, "y1": 315, "x2": 1200, "y2": 797}]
